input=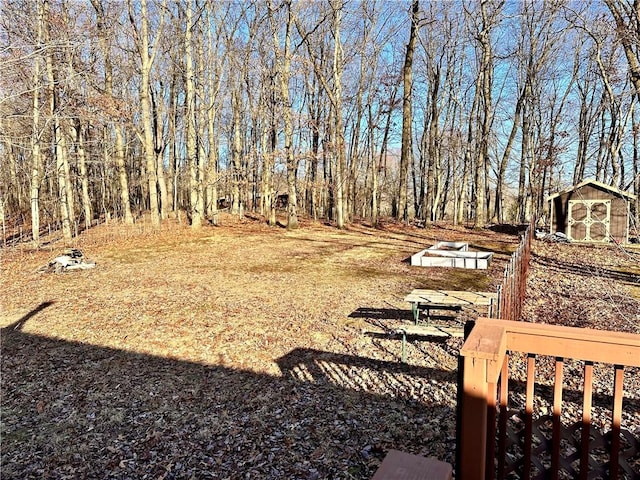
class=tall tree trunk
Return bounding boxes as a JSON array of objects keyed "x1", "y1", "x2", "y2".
[
  {"x1": 114, "y1": 125, "x2": 134, "y2": 224},
  {"x1": 460, "y1": 64, "x2": 481, "y2": 226},
  {"x1": 604, "y1": 0, "x2": 640, "y2": 103},
  {"x1": 632, "y1": 105, "x2": 640, "y2": 226},
  {"x1": 44, "y1": 0, "x2": 72, "y2": 243},
  {"x1": 348, "y1": 40, "x2": 368, "y2": 221},
  {"x1": 195, "y1": 23, "x2": 208, "y2": 223},
  {"x1": 73, "y1": 120, "x2": 92, "y2": 228},
  {"x1": 167, "y1": 72, "x2": 178, "y2": 215},
  {"x1": 185, "y1": 0, "x2": 201, "y2": 228},
  {"x1": 141, "y1": 67, "x2": 160, "y2": 226},
  {"x1": 398, "y1": 0, "x2": 419, "y2": 222},
  {"x1": 368, "y1": 104, "x2": 378, "y2": 226},
  {"x1": 493, "y1": 88, "x2": 524, "y2": 222},
  {"x1": 425, "y1": 65, "x2": 442, "y2": 223},
  {"x1": 331, "y1": 0, "x2": 346, "y2": 228},
  {"x1": 475, "y1": 0, "x2": 496, "y2": 227},
  {"x1": 375, "y1": 81, "x2": 397, "y2": 226},
  {"x1": 262, "y1": 66, "x2": 277, "y2": 226},
  {"x1": 294, "y1": 3, "x2": 346, "y2": 227},
  {"x1": 128, "y1": 0, "x2": 164, "y2": 227},
  {"x1": 92, "y1": 0, "x2": 134, "y2": 224},
  {"x1": 573, "y1": 53, "x2": 598, "y2": 185},
  {"x1": 30, "y1": 0, "x2": 45, "y2": 246},
  {"x1": 517, "y1": 87, "x2": 531, "y2": 223},
  {"x1": 231, "y1": 84, "x2": 242, "y2": 216},
  {"x1": 269, "y1": 0, "x2": 298, "y2": 229},
  {"x1": 205, "y1": 4, "x2": 221, "y2": 225},
  {"x1": 148, "y1": 82, "x2": 169, "y2": 220},
  {"x1": 309, "y1": 80, "x2": 321, "y2": 221}
]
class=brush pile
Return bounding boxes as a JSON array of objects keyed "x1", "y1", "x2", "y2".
[{"x1": 38, "y1": 248, "x2": 96, "y2": 273}]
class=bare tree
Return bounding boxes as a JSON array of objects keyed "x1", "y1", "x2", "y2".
[
  {"x1": 30, "y1": 0, "x2": 45, "y2": 245},
  {"x1": 204, "y1": 2, "x2": 224, "y2": 226},
  {"x1": 4, "y1": 0, "x2": 640, "y2": 237},
  {"x1": 295, "y1": 0, "x2": 347, "y2": 228},
  {"x1": 43, "y1": 0, "x2": 73, "y2": 243},
  {"x1": 269, "y1": 0, "x2": 299, "y2": 229},
  {"x1": 183, "y1": 0, "x2": 203, "y2": 228},
  {"x1": 91, "y1": 0, "x2": 134, "y2": 225},
  {"x1": 397, "y1": 0, "x2": 419, "y2": 222},
  {"x1": 128, "y1": 0, "x2": 166, "y2": 227},
  {"x1": 473, "y1": 0, "x2": 502, "y2": 226},
  {"x1": 604, "y1": 0, "x2": 640, "y2": 103},
  {"x1": 568, "y1": 3, "x2": 636, "y2": 188}
]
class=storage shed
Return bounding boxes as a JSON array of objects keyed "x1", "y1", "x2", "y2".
[{"x1": 547, "y1": 179, "x2": 636, "y2": 244}]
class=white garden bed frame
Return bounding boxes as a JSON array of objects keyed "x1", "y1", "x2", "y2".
[{"x1": 410, "y1": 241, "x2": 493, "y2": 269}]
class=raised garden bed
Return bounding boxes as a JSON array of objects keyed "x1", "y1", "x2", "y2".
[{"x1": 410, "y1": 241, "x2": 493, "y2": 269}]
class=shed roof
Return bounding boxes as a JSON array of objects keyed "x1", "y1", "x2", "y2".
[{"x1": 547, "y1": 178, "x2": 637, "y2": 201}]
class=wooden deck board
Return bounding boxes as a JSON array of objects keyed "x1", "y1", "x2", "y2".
[{"x1": 372, "y1": 449, "x2": 453, "y2": 480}]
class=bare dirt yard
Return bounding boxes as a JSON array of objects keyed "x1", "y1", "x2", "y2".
[{"x1": 2, "y1": 215, "x2": 639, "y2": 479}]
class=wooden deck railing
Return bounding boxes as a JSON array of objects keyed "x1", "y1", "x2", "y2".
[
  {"x1": 489, "y1": 221, "x2": 534, "y2": 321},
  {"x1": 459, "y1": 318, "x2": 640, "y2": 480}
]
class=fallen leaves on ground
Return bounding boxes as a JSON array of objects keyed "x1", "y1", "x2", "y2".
[{"x1": 1, "y1": 216, "x2": 638, "y2": 478}]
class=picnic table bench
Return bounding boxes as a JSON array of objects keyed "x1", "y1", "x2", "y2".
[{"x1": 393, "y1": 324, "x2": 466, "y2": 363}]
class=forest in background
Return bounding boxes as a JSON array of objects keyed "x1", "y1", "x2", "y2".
[{"x1": 1, "y1": 0, "x2": 639, "y2": 244}]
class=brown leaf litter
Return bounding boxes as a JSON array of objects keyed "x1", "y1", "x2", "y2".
[{"x1": 2, "y1": 216, "x2": 638, "y2": 478}]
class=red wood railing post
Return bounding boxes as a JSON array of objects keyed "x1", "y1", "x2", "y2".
[
  {"x1": 460, "y1": 355, "x2": 489, "y2": 480},
  {"x1": 460, "y1": 323, "x2": 507, "y2": 480}
]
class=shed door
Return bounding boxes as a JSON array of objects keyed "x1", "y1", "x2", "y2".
[{"x1": 568, "y1": 200, "x2": 610, "y2": 242}]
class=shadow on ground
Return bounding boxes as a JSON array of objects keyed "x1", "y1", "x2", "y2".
[
  {"x1": 348, "y1": 307, "x2": 414, "y2": 322},
  {"x1": 1, "y1": 303, "x2": 457, "y2": 480}
]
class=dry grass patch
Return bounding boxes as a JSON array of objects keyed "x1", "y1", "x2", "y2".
[{"x1": 4, "y1": 216, "x2": 636, "y2": 479}]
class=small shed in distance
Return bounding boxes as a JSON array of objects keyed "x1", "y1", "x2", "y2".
[{"x1": 547, "y1": 179, "x2": 636, "y2": 244}]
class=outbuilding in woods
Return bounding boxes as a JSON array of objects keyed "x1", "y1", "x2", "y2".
[{"x1": 547, "y1": 178, "x2": 637, "y2": 244}]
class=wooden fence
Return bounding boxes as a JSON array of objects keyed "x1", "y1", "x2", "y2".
[
  {"x1": 458, "y1": 318, "x2": 640, "y2": 480},
  {"x1": 489, "y1": 221, "x2": 534, "y2": 321}
]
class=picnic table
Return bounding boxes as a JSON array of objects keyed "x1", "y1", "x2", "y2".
[
  {"x1": 404, "y1": 289, "x2": 497, "y2": 325},
  {"x1": 391, "y1": 289, "x2": 497, "y2": 362}
]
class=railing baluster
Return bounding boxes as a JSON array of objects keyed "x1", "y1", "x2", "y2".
[
  {"x1": 509, "y1": 259, "x2": 514, "y2": 320},
  {"x1": 551, "y1": 357, "x2": 564, "y2": 479},
  {"x1": 580, "y1": 361, "x2": 593, "y2": 480},
  {"x1": 610, "y1": 365, "x2": 624, "y2": 478},
  {"x1": 509, "y1": 259, "x2": 515, "y2": 320},
  {"x1": 486, "y1": 378, "x2": 498, "y2": 480},
  {"x1": 524, "y1": 354, "x2": 536, "y2": 479},
  {"x1": 462, "y1": 319, "x2": 639, "y2": 480},
  {"x1": 497, "y1": 355, "x2": 509, "y2": 480},
  {"x1": 515, "y1": 254, "x2": 520, "y2": 317}
]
